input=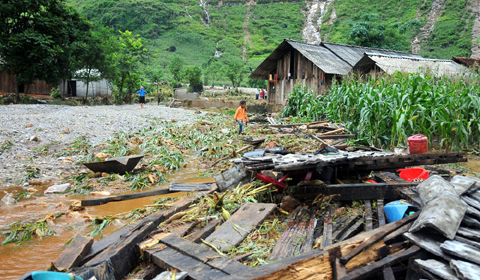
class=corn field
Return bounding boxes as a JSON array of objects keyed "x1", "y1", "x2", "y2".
[{"x1": 282, "y1": 73, "x2": 480, "y2": 151}]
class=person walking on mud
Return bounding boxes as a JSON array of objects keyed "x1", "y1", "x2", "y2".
[
  {"x1": 136, "y1": 86, "x2": 147, "y2": 108},
  {"x1": 234, "y1": 100, "x2": 248, "y2": 135}
]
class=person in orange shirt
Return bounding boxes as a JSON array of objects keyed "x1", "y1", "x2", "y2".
[{"x1": 234, "y1": 100, "x2": 248, "y2": 135}]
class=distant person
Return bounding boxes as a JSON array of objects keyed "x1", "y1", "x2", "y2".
[
  {"x1": 264, "y1": 89, "x2": 267, "y2": 100},
  {"x1": 259, "y1": 88, "x2": 264, "y2": 100},
  {"x1": 234, "y1": 100, "x2": 248, "y2": 135},
  {"x1": 136, "y1": 86, "x2": 147, "y2": 108},
  {"x1": 255, "y1": 88, "x2": 260, "y2": 100}
]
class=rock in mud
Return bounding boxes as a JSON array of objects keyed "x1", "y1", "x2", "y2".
[
  {"x1": 44, "y1": 183, "x2": 71, "y2": 194},
  {"x1": 1, "y1": 192, "x2": 16, "y2": 205}
]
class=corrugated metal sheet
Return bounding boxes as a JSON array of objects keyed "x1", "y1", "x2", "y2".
[
  {"x1": 354, "y1": 54, "x2": 471, "y2": 76},
  {"x1": 288, "y1": 41, "x2": 351, "y2": 75},
  {"x1": 322, "y1": 42, "x2": 422, "y2": 66},
  {"x1": 249, "y1": 39, "x2": 351, "y2": 79}
]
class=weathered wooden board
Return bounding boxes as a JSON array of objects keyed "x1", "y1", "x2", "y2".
[
  {"x1": 187, "y1": 221, "x2": 220, "y2": 244},
  {"x1": 450, "y1": 259, "x2": 480, "y2": 280},
  {"x1": 158, "y1": 234, "x2": 251, "y2": 275},
  {"x1": 377, "y1": 200, "x2": 386, "y2": 227},
  {"x1": 148, "y1": 246, "x2": 229, "y2": 280},
  {"x1": 54, "y1": 235, "x2": 93, "y2": 269},
  {"x1": 410, "y1": 193, "x2": 467, "y2": 240},
  {"x1": 338, "y1": 218, "x2": 365, "y2": 242},
  {"x1": 364, "y1": 200, "x2": 373, "y2": 232},
  {"x1": 333, "y1": 214, "x2": 360, "y2": 242},
  {"x1": 441, "y1": 240, "x2": 480, "y2": 265},
  {"x1": 339, "y1": 246, "x2": 421, "y2": 280},
  {"x1": 339, "y1": 212, "x2": 419, "y2": 265},
  {"x1": 345, "y1": 240, "x2": 387, "y2": 271},
  {"x1": 169, "y1": 183, "x2": 212, "y2": 192},
  {"x1": 397, "y1": 187, "x2": 423, "y2": 207},
  {"x1": 384, "y1": 223, "x2": 411, "y2": 244},
  {"x1": 81, "y1": 188, "x2": 170, "y2": 206},
  {"x1": 403, "y1": 231, "x2": 451, "y2": 261},
  {"x1": 205, "y1": 202, "x2": 276, "y2": 252},
  {"x1": 321, "y1": 212, "x2": 333, "y2": 248},
  {"x1": 414, "y1": 259, "x2": 459, "y2": 280}
]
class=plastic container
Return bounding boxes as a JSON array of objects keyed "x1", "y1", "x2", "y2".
[
  {"x1": 384, "y1": 200, "x2": 419, "y2": 223},
  {"x1": 397, "y1": 168, "x2": 429, "y2": 182},
  {"x1": 407, "y1": 134, "x2": 428, "y2": 154}
]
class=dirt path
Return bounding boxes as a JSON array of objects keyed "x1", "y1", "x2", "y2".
[{"x1": 411, "y1": 0, "x2": 445, "y2": 53}]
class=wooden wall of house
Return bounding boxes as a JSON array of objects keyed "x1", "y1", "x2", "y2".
[
  {"x1": 267, "y1": 50, "x2": 332, "y2": 105},
  {"x1": 0, "y1": 71, "x2": 53, "y2": 95}
]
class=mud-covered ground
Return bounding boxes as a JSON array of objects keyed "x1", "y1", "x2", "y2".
[{"x1": 0, "y1": 103, "x2": 199, "y2": 190}]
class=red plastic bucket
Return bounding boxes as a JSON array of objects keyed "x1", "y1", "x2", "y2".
[
  {"x1": 407, "y1": 134, "x2": 428, "y2": 154},
  {"x1": 397, "y1": 168, "x2": 429, "y2": 182}
]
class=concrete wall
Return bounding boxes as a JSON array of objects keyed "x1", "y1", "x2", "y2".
[
  {"x1": 180, "y1": 99, "x2": 283, "y2": 113},
  {"x1": 73, "y1": 79, "x2": 111, "y2": 97}
]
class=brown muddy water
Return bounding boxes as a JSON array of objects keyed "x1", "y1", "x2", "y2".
[{"x1": 0, "y1": 164, "x2": 213, "y2": 280}]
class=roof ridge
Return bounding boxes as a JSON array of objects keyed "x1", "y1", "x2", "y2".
[{"x1": 322, "y1": 41, "x2": 418, "y2": 55}]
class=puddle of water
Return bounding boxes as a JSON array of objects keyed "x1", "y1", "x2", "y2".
[
  {"x1": 458, "y1": 158, "x2": 480, "y2": 174},
  {"x1": 0, "y1": 159, "x2": 213, "y2": 279}
]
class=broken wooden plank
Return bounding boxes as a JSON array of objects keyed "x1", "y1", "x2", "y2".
[
  {"x1": 345, "y1": 240, "x2": 387, "y2": 271},
  {"x1": 383, "y1": 267, "x2": 395, "y2": 280},
  {"x1": 383, "y1": 223, "x2": 411, "y2": 245},
  {"x1": 441, "y1": 240, "x2": 480, "y2": 265},
  {"x1": 321, "y1": 212, "x2": 333, "y2": 248},
  {"x1": 205, "y1": 202, "x2": 276, "y2": 253},
  {"x1": 403, "y1": 231, "x2": 451, "y2": 261},
  {"x1": 397, "y1": 187, "x2": 423, "y2": 207},
  {"x1": 335, "y1": 258, "x2": 347, "y2": 279},
  {"x1": 54, "y1": 235, "x2": 93, "y2": 269},
  {"x1": 339, "y1": 212, "x2": 419, "y2": 265},
  {"x1": 270, "y1": 206, "x2": 314, "y2": 259},
  {"x1": 187, "y1": 221, "x2": 220, "y2": 244},
  {"x1": 377, "y1": 200, "x2": 386, "y2": 227},
  {"x1": 450, "y1": 259, "x2": 480, "y2": 280},
  {"x1": 414, "y1": 259, "x2": 459, "y2": 280},
  {"x1": 339, "y1": 246, "x2": 421, "y2": 280},
  {"x1": 364, "y1": 200, "x2": 373, "y2": 232},
  {"x1": 81, "y1": 188, "x2": 171, "y2": 206},
  {"x1": 338, "y1": 218, "x2": 364, "y2": 242},
  {"x1": 169, "y1": 183, "x2": 212, "y2": 192},
  {"x1": 333, "y1": 214, "x2": 360, "y2": 242}
]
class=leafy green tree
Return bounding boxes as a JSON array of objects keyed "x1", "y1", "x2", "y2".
[
  {"x1": 348, "y1": 13, "x2": 420, "y2": 51},
  {"x1": 0, "y1": 0, "x2": 91, "y2": 102},
  {"x1": 111, "y1": 30, "x2": 148, "y2": 103},
  {"x1": 168, "y1": 55, "x2": 185, "y2": 86},
  {"x1": 224, "y1": 59, "x2": 245, "y2": 87},
  {"x1": 185, "y1": 66, "x2": 203, "y2": 92},
  {"x1": 146, "y1": 67, "x2": 165, "y2": 95}
]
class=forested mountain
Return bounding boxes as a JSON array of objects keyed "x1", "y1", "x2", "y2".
[{"x1": 66, "y1": 0, "x2": 480, "y2": 84}]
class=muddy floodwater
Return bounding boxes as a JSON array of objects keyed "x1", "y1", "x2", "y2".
[{"x1": 0, "y1": 163, "x2": 212, "y2": 279}]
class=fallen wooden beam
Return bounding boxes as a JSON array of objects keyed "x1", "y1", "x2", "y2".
[
  {"x1": 321, "y1": 212, "x2": 333, "y2": 249},
  {"x1": 339, "y1": 212, "x2": 419, "y2": 265},
  {"x1": 338, "y1": 218, "x2": 365, "y2": 242},
  {"x1": 294, "y1": 183, "x2": 419, "y2": 201},
  {"x1": 54, "y1": 235, "x2": 93, "y2": 269},
  {"x1": 169, "y1": 183, "x2": 212, "y2": 192},
  {"x1": 339, "y1": 246, "x2": 421, "y2": 280},
  {"x1": 81, "y1": 188, "x2": 171, "y2": 206},
  {"x1": 205, "y1": 202, "x2": 276, "y2": 252},
  {"x1": 187, "y1": 221, "x2": 220, "y2": 244},
  {"x1": 382, "y1": 267, "x2": 395, "y2": 280},
  {"x1": 333, "y1": 214, "x2": 360, "y2": 242}
]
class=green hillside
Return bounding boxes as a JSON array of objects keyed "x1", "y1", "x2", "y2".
[{"x1": 66, "y1": 0, "x2": 478, "y2": 85}]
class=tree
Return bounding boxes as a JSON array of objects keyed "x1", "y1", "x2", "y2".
[
  {"x1": 168, "y1": 55, "x2": 184, "y2": 85},
  {"x1": 146, "y1": 67, "x2": 165, "y2": 94},
  {"x1": 224, "y1": 59, "x2": 245, "y2": 87},
  {"x1": 0, "y1": 0, "x2": 91, "y2": 102},
  {"x1": 184, "y1": 66, "x2": 203, "y2": 92},
  {"x1": 348, "y1": 13, "x2": 420, "y2": 51},
  {"x1": 111, "y1": 30, "x2": 148, "y2": 103}
]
